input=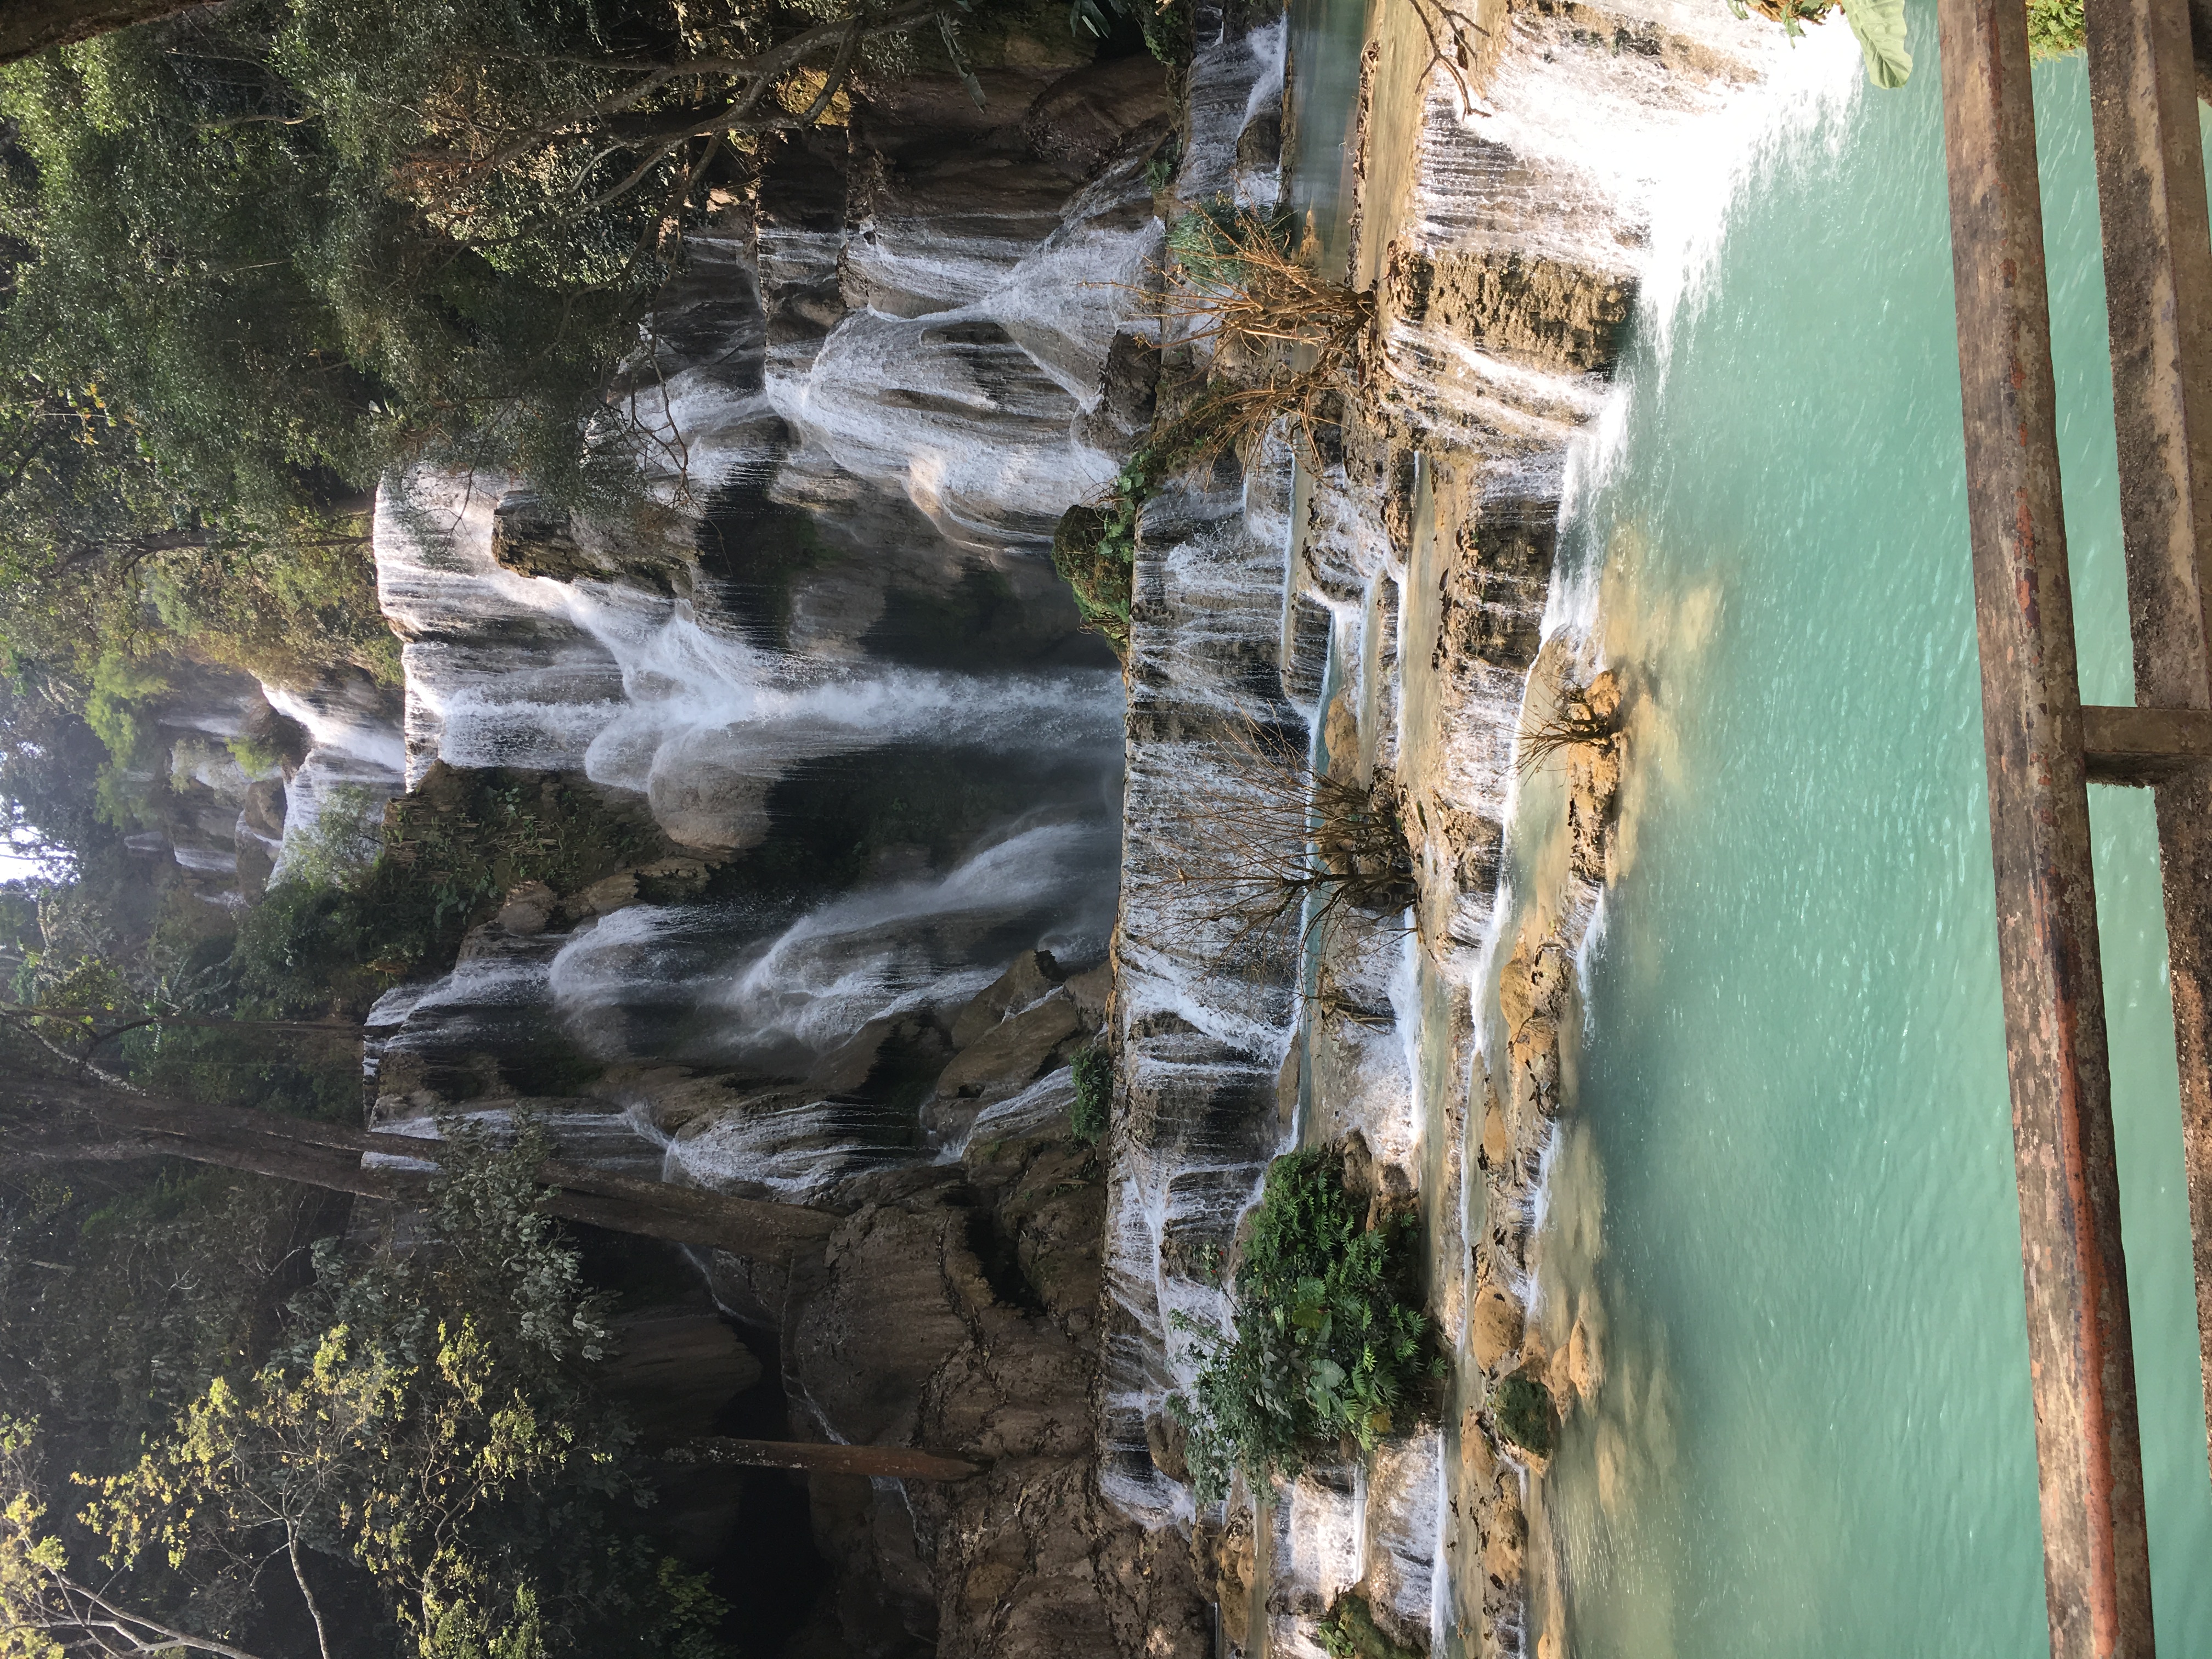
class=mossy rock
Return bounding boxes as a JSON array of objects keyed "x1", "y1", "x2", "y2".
[
  {"x1": 1315, "y1": 1593, "x2": 1422, "y2": 1659},
  {"x1": 1051, "y1": 503, "x2": 1132, "y2": 651},
  {"x1": 1492, "y1": 1372, "x2": 1555, "y2": 1456}
]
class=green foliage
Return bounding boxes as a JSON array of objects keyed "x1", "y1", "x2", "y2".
[
  {"x1": 225, "y1": 768, "x2": 654, "y2": 1020},
  {"x1": 2027, "y1": 0, "x2": 2085, "y2": 55},
  {"x1": 1314, "y1": 1594, "x2": 1421, "y2": 1659},
  {"x1": 1051, "y1": 412, "x2": 1236, "y2": 652},
  {"x1": 0, "y1": 1417, "x2": 74, "y2": 1659},
  {"x1": 1137, "y1": 0, "x2": 1197, "y2": 64},
  {"x1": 0, "y1": 1164, "x2": 341, "y2": 1466},
  {"x1": 1052, "y1": 504, "x2": 1134, "y2": 650},
  {"x1": 79, "y1": 655, "x2": 167, "y2": 766},
  {"x1": 223, "y1": 736, "x2": 284, "y2": 779},
  {"x1": 1143, "y1": 140, "x2": 1182, "y2": 195},
  {"x1": 1840, "y1": 0, "x2": 1912, "y2": 87},
  {"x1": 0, "y1": 6, "x2": 665, "y2": 533},
  {"x1": 348, "y1": 771, "x2": 654, "y2": 982},
  {"x1": 47, "y1": 1126, "x2": 726, "y2": 1659},
  {"x1": 1491, "y1": 1372, "x2": 1554, "y2": 1457},
  {"x1": 1070, "y1": 1045, "x2": 1113, "y2": 1145},
  {"x1": 1169, "y1": 1148, "x2": 1437, "y2": 1503}
]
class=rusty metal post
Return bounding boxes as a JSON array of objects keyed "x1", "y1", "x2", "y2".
[
  {"x1": 1938, "y1": 0, "x2": 2158, "y2": 1651},
  {"x1": 2083, "y1": 0, "x2": 2212, "y2": 1483}
]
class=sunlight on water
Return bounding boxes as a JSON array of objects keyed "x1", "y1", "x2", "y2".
[{"x1": 1542, "y1": 17, "x2": 2212, "y2": 1654}]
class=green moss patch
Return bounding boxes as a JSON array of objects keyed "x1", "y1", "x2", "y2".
[
  {"x1": 1052, "y1": 503, "x2": 1136, "y2": 651},
  {"x1": 1070, "y1": 1045, "x2": 1113, "y2": 1144}
]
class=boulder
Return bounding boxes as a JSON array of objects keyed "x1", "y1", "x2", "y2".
[
  {"x1": 1063, "y1": 961, "x2": 1113, "y2": 1027},
  {"x1": 931, "y1": 991, "x2": 1081, "y2": 1125},
  {"x1": 1146, "y1": 1410, "x2": 1189, "y2": 1484},
  {"x1": 951, "y1": 950, "x2": 1065, "y2": 1049},
  {"x1": 1075, "y1": 328, "x2": 1161, "y2": 453},
  {"x1": 497, "y1": 879, "x2": 558, "y2": 935},
  {"x1": 644, "y1": 735, "x2": 772, "y2": 851},
  {"x1": 566, "y1": 870, "x2": 639, "y2": 917},
  {"x1": 1471, "y1": 1283, "x2": 1526, "y2": 1372},
  {"x1": 490, "y1": 491, "x2": 589, "y2": 582},
  {"x1": 240, "y1": 777, "x2": 287, "y2": 842},
  {"x1": 599, "y1": 1311, "x2": 763, "y2": 1440},
  {"x1": 1564, "y1": 1311, "x2": 1603, "y2": 1402},
  {"x1": 806, "y1": 1013, "x2": 954, "y2": 1101},
  {"x1": 1323, "y1": 687, "x2": 1359, "y2": 781},
  {"x1": 1235, "y1": 107, "x2": 1283, "y2": 172},
  {"x1": 793, "y1": 1202, "x2": 977, "y2": 1447},
  {"x1": 1021, "y1": 55, "x2": 1173, "y2": 181}
]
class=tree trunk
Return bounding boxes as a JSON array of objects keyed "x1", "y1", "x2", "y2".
[
  {"x1": 2, "y1": 1074, "x2": 839, "y2": 1260},
  {"x1": 656, "y1": 1437, "x2": 980, "y2": 1481},
  {"x1": 0, "y1": 0, "x2": 211, "y2": 64}
]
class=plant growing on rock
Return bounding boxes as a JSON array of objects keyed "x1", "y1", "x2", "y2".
[
  {"x1": 1050, "y1": 202, "x2": 1377, "y2": 644},
  {"x1": 1491, "y1": 1371, "x2": 1555, "y2": 1457},
  {"x1": 1149, "y1": 200, "x2": 1375, "y2": 470},
  {"x1": 1168, "y1": 1147, "x2": 1437, "y2": 1503},
  {"x1": 1049, "y1": 410, "x2": 1243, "y2": 651},
  {"x1": 1070, "y1": 1046, "x2": 1113, "y2": 1146},
  {"x1": 1514, "y1": 675, "x2": 1624, "y2": 780}
]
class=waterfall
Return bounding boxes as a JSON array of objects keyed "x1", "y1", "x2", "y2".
[{"x1": 364, "y1": 69, "x2": 1163, "y2": 1204}]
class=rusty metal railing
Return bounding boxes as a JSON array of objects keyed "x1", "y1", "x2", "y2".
[{"x1": 1938, "y1": 0, "x2": 2212, "y2": 1648}]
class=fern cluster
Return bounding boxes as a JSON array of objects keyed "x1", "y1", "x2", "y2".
[{"x1": 1170, "y1": 1149, "x2": 1436, "y2": 1502}]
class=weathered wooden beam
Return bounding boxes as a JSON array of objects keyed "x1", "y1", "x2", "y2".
[
  {"x1": 2081, "y1": 703, "x2": 2212, "y2": 782},
  {"x1": 1938, "y1": 0, "x2": 2158, "y2": 1647},
  {"x1": 2085, "y1": 0, "x2": 2212, "y2": 1493}
]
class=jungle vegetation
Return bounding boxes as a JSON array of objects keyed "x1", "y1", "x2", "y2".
[{"x1": 0, "y1": 1124, "x2": 732, "y2": 1659}]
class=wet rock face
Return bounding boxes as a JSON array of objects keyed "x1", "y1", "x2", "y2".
[
  {"x1": 764, "y1": 1065, "x2": 1206, "y2": 1659},
  {"x1": 490, "y1": 489, "x2": 701, "y2": 594},
  {"x1": 1022, "y1": 54, "x2": 1176, "y2": 180},
  {"x1": 1384, "y1": 245, "x2": 1632, "y2": 375},
  {"x1": 1075, "y1": 327, "x2": 1165, "y2": 453},
  {"x1": 795, "y1": 1200, "x2": 978, "y2": 1447}
]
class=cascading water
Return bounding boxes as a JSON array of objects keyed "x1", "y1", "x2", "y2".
[{"x1": 361, "y1": 64, "x2": 1166, "y2": 1210}]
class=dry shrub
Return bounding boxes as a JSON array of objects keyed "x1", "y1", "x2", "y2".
[
  {"x1": 1515, "y1": 679, "x2": 1623, "y2": 780},
  {"x1": 1147, "y1": 202, "x2": 1375, "y2": 471}
]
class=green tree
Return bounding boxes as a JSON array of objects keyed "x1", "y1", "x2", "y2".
[{"x1": 6, "y1": 1125, "x2": 730, "y2": 1659}]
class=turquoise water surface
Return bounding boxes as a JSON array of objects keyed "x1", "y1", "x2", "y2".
[{"x1": 1542, "y1": 21, "x2": 2212, "y2": 1655}]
